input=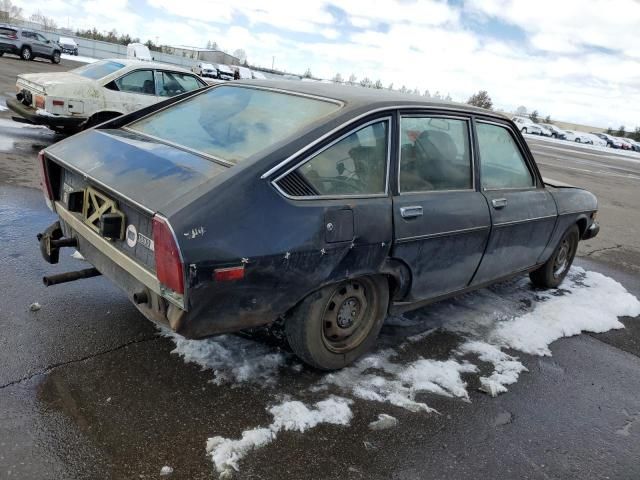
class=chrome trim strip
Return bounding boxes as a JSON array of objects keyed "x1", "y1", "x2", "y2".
[
  {"x1": 261, "y1": 104, "x2": 507, "y2": 180},
  {"x1": 121, "y1": 126, "x2": 235, "y2": 167},
  {"x1": 271, "y1": 116, "x2": 392, "y2": 201},
  {"x1": 397, "y1": 114, "x2": 475, "y2": 194},
  {"x1": 493, "y1": 214, "x2": 557, "y2": 227},
  {"x1": 395, "y1": 225, "x2": 489, "y2": 244},
  {"x1": 45, "y1": 151, "x2": 155, "y2": 215},
  {"x1": 55, "y1": 201, "x2": 165, "y2": 300},
  {"x1": 558, "y1": 210, "x2": 594, "y2": 216}
]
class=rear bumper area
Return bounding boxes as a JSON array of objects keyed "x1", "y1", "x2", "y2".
[
  {"x1": 40, "y1": 202, "x2": 187, "y2": 332},
  {"x1": 6, "y1": 97, "x2": 86, "y2": 128}
]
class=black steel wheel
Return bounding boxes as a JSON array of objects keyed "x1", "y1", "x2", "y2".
[
  {"x1": 285, "y1": 276, "x2": 388, "y2": 370},
  {"x1": 530, "y1": 225, "x2": 579, "y2": 288},
  {"x1": 52, "y1": 51, "x2": 60, "y2": 64}
]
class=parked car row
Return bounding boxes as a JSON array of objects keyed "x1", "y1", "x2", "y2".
[
  {"x1": 191, "y1": 61, "x2": 266, "y2": 81},
  {"x1": 512, "y1": 116, "x2": 639, "y2": 151},
  {"x1": 0, "y1": 23, "x2": 61, "y2": 63}
]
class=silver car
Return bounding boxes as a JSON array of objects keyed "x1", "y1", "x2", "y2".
[{"x1": 0, "y1": 24, "x2": 61, "y2": 63}]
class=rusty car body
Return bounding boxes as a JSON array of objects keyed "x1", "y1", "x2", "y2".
[{"x1": 37, "y1": 81, "x2": 599, "y2": 369}]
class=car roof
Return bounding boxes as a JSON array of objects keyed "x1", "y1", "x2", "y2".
[
  {"x1": 103, "y1": 58, "x2": 193, "y2": 73},
  {"x1": 234, "y1": 79, "x2": 508, "y2": 119}
]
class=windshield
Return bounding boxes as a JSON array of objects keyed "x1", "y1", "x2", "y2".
[
  {"x1": 128, "y1": 86, "x2": 341, "y2": 164},
  {"x1": 72, "y1": 60, "x2": 125, "y2": 80}
]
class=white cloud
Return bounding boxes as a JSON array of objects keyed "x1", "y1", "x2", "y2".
[{"x1": 12, "y1": 0, "x2": 640, "y2": 128}]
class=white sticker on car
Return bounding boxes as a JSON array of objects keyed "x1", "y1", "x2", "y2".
[{"x1": 126, "y1": 224, "x2": 137, "y2": 248}]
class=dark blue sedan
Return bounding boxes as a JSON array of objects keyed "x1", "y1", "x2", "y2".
[{"x1": 36, "y1": 81, "x2": 599, "y2": 369}]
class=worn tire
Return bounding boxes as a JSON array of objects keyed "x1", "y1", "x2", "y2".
[
  {"x1": 51, "y1": 51, "x2": 61, "y2": 64},
  {"x1": 20, "y1": 46, "x2": 32, "y2": 61},
  {"x1": 285, "y1": 276, "x2": 389, "y2": 370},
  {"x1": 530, "y1": 225, "x2": 579, "y2": 288}
]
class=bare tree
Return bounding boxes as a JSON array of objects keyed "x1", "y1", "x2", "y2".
[
  {"x1": 467, "y1": 90, "x2": 493, "y2": 109},
  {"x1": 359, "y1": 77, "x2": 372, "y2": 88},
  {"x1": 529, "y1": 110, "x2": 539, "y2": 123},
  {"x1": 30, "y1": 10, "x2": 57, "y2": 30},
  {"x1": 303, "y1": 68, "x2": 312, "y2": 79},
  {"x1": 331, "y1": 73, "x2": 343, "y2": 83},
  {"x1": 387, "y1": 83, "x2": 394, "y2": 90},
  {"x1": 0, "y1": 0, "x2": 23, "y2": 23},
  {"x1": 233, "y1": 49, "x2": 247, "y2": 63},
  {"x1": 616, "y1": 125, "x2": 626, "y2": 137},
  {"x1": 544, "y1": 115, "x2": 552, "y2": 124},
  {"x1": 347, "y1": 74, "x2": 357, "y2": 85},
  {"x1": 515, "y1": 105, "x2": 527, "y2": 116},
  {"x1": 423, "y1": 89, "x2": 431, "y2": 97},
  {"x1": 373, "y1": 79, "x2": 383, "y2": 89}
]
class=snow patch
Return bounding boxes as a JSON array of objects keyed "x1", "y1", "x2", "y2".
[
  {"x1": 61, "y1": 53, "x2": 98, "y2": 63},
  {"x1": 488, "y1": 269, "x2": 639, "y2": 356},
  {"x1": 70, "y1": 250, "x2": 85, "y2": 261},
  {"x1": 29, "y1": 302, "x2": 41, "y2": 312},
  {"x1": 207, "y1": 396, "x2": 352, "y2": 477},
  {"x1": 0, "y1": 105, "x2": 7, "y2": 112},
  {"x1": 163, "y1": 329, "x2": 288, "y2": 386},
  {"x1": 368, "y1": 413, "x2": 398, "y2": 430},
  {"x1": 159, "y1": 465, "x2": 173, "y2": 476},
  {"x1": 322, "y1": 350, "x2": 476, "y2": 413}
]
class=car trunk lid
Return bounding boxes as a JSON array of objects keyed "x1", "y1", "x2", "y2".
[{"x1": 45, "y1": 127, "x2": 228, "y2": 213}]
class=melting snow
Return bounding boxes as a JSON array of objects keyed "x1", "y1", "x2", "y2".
[
  {"x1": 206, "y1": 396, "x2": 352, "y2": 476},
  {"x1": 164, "y1": 330, "x2": 289, "y2": 386},
  {"x1": 159, "y1": 465, "x2": 173, "y2": 476},
  {"x1": 163, "y1": 267, "x2": 639, "y2": 476},
  {"x1": 368, "y1": 413, "x2": 399, "y2": 430},
  {"x1": 70, "y1": 250, "x2": 85, "y2": 261}
]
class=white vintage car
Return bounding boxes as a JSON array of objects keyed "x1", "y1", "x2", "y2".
[{"x1": 7, "y1": 58, "x2": 207, "y2": 133}]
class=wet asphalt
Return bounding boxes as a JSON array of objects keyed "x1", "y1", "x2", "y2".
[{"x1": 1, "y1": 56, "x2": 640, "y2": 479}]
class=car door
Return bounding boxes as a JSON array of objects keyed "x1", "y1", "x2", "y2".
[
  {"x1": 391, "y1": 113, "x2": 491, "y2": 301},
  {"x1": 471, "y1": 119, "x2": 557, "y2": 285},
  {"x1": 34, "y1": 33, "x2": 51, "y2": 56},
  {"x1": 105, "y1": 69, "x2": 158, "y2": 113}
]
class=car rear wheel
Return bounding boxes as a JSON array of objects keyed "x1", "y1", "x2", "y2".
[
  {"x1": 529, "y1": 225, "x2": 579, "y2": 289},
  {"x1": 285, "y1": 276, "x2": 389, "y2": 370},
  {"x1": 575, "y1": 138, "x2": 581, "y2": 143},
  {"x1": 52, "y1": 51, "x2": 60, "y2": 64},
  {"x1": 20, "y1": 46, "x2": 32, "y2": 61}
]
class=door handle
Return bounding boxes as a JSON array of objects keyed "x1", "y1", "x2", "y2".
[
  {"x1": 400, "y1": 206, "x2": 423, "y2": 218},
  {"x1": 492, "y1": 198, "x2": 507, "y2": 209}
]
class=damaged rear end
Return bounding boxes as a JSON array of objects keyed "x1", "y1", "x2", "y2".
[{"x1": 37, "y1": 126, "x2": 227, "y2": 334}]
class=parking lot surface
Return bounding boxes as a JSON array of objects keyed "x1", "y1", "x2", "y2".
[{"x1": 1, "y1": 57, "x2": 639, "y2": 479}]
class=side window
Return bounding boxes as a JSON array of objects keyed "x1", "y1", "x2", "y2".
[
  {"x1": 22, "y1": 31, "x2": 35, "y2": 39},
  {"x1": 115, "y1": 70, "x2": 155, "y2": 95},
  {"x1": 36, "y1": 33, "x2": 48, "y2": 42},
  {"x1": 477, "y1": 122, "x2": 534, "y2": 190},
  {"x1": 399, "y1": 116, "x2": 472, "y2": 192},
  {"x1": 157, "y1": 71, "x2": 202, "y2": 97},
  {"x1": 294, "y1": 120, "x2": 388, "y2": 196}
]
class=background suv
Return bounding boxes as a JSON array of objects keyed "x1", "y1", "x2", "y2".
[{"x1": 0, "y1": 24, "x2": 61, "y2": 63}]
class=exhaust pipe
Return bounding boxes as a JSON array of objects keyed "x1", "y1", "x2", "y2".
[
  {"x1": 133, "y1": 290, "x2": 149, "y2": 305},
  {"x1": 43, "y1": 267, "x2": 101, "y2": 287}
]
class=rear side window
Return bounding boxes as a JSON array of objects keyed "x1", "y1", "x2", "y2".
[
  {"x1": 293, "y1": 120, "x2": 389, "y2": 196},
  {"x1": 157, "y1": 71, "x2": 203, "y2": 97},
  {"x1": 115, "y1": 70, "x2": 155, "y2": 94},
  {"x1": 477, "y1": 122, "x2": 534, "y2": 190},
  {"x1": 128, "y1": 86, "x2": 341, "y2": 164},
  {"x1": 73, "y1": 60, "x2": 125, "y2": 80},
  {"x1": 399, "y1": 116, "x2": 472, "y2": 192}
]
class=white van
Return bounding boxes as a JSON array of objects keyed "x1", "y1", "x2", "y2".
[{"x1": 127, "y1": 43, "x2": 152, "y2": 61}]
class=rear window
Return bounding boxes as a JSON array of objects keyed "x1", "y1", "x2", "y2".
[
  {"x1": 128, "y1": 86, "x2": 341, "y2": 164},
  {"x1": 0, "y1": 27, "x2": 17, "y2": 36},
  {"x1": 72, "y1": 60, "x2": 125, "y2": 80}
]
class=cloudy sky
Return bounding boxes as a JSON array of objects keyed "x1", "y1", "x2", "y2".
[{"x1": 17, "y1": 0, "x2": 640, "y2": 129}]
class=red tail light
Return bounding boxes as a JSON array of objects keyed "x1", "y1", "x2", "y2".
[
  {"x1": 214, "y1": 266, "x2": 245, "y2": 282},
  {"x1": 37, "y1": 150, "x2": 54, "y2": 210},
  {"x1": 8, "y1": 34, "x2": 17, "y2": 40},
  {"x1": 152, "y1": 215, "x2": 184, "y2": 294}
]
